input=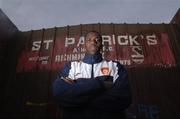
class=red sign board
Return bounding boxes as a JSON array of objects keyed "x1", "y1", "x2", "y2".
[{"x1": 16, "y1": 33, "x2": 176, "y2": 73}]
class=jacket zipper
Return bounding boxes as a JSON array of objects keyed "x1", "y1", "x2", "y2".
[
  {"x1": 91, "y1": 56, "x2": 94, "y2": 79},
  {"x1": 91, "y1": 64, "x2": 94, "y2": 79}
]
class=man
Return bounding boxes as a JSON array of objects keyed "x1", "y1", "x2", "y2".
[{"x1": 53, "y1": 31, "x2": 132, "y2": 119}]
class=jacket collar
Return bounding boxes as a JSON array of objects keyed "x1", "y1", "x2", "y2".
[{"x1": 82, "y1": 52, "x2": 103, "y2": 64}]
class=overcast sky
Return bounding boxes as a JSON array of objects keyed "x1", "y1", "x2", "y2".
[{"x1": 0, "y1": 0, "x2": 179, "y2": 31}]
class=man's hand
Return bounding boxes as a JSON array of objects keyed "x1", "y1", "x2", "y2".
[{"x1": 62, "y1": 77, "x2": 75, "y2": 84}]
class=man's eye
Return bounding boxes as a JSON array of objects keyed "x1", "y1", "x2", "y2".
[
  {"x1": 87, "y1": 38, "x2": 100, "y2": 43},
  {"x1": 87, "y1": 39, "x2": 91, "y2": 42}
]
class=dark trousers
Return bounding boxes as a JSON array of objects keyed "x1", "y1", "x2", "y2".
[{"x1": 61, "y1": 108, "x2": 127, "y2": 119}]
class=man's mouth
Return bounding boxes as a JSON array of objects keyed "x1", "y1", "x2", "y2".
[{"x1": 89, "y1": 45, "x2": 97, "y2": 51}]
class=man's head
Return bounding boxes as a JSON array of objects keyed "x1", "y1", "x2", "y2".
[{"x1": 85, "y1": 31, "x2": 102, "y2": 55}]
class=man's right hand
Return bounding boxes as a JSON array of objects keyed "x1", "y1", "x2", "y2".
[{"x1": 62, "y1": 77, "x2": 75, "y2": 84}]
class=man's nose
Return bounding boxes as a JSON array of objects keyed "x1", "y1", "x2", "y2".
[{"x1": 90, "y1": 39, "x2": 97, "y2": 44}]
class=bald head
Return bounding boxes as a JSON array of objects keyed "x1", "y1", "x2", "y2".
[{"x1": 85, "y1": 31, "x2": 102, "y2": 42}]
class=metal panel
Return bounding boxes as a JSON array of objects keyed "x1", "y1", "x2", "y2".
[{"x1": 5, "y1": 23, "x2": 180, "y2": 119}]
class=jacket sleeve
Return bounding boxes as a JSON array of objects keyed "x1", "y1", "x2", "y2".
[
  {"x1": 89, "y1": 62, "x2": 132, "y2": 111},
  {"x1": 52, "y1": 62, "x2": 105, "y2": 107}
]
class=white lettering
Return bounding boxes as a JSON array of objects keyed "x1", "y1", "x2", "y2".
[
  {"x1": 147, "y1": 34, "x2": 157, "y2": 45},
  {"x1": 32, "y1": 41, "x2": 41, "y2": 51},
  {"x1": 43, "y1": 40, "x2": 53, "y2": 49},
  {"x1": 118, "y1": 35, "x2": 128, "y2": 45},
  {"x1": 65, "y1": 37, "x2": 75, "y2": 47},
  {"x1": 129, "y1": 35, "x2": 139, "y2": 45},
  {"x1": 77, "y1": 36, "x2": 85, "y2": 47},
  {"x1": 102, "y1": 35, "x2": 112, "y2": 45}
]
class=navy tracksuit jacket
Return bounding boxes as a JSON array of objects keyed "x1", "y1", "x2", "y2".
[{"x1": 53, "y1": 53, "x2": 132, "y2": 119}]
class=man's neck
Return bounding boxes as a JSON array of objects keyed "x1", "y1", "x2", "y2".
[{"x1": 82, "y1": 52, "x2": 103, "y2": 64}]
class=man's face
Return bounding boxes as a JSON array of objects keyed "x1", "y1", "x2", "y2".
[{"x1": 85, "y1": 32, "x2": 102, "y2": 55}]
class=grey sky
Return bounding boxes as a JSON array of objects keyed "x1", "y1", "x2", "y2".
[{"x1": 0, "y1": 0, "x2": 179, "y2": 31}]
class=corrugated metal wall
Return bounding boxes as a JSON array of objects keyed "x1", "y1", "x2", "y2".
[
  {"x1": 171, "y1": 8, "x2": 180, "y2": 24},
  {"x1": 0, "y1": 9, "x2": 19, "y2": 118},
  {"x1": 3, "y1": 23, "x2": 180, "y2": 119}
]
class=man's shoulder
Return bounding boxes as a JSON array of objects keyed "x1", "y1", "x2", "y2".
[
  {"x1": 61, "y1": 60, "x2": 83, "y2": 70},
  {"x1": 102, "y1": 59, "x2": 125, "y2": 70},
  {"x1": 102, "y1": 59, "x2": 122, "y2": 65},
  {"x1": 65, "y1": 60, "x2": 82, "y2": 64},
  {"x1": 67, "y1": 60, "x2": 84, "y2": 66}
]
